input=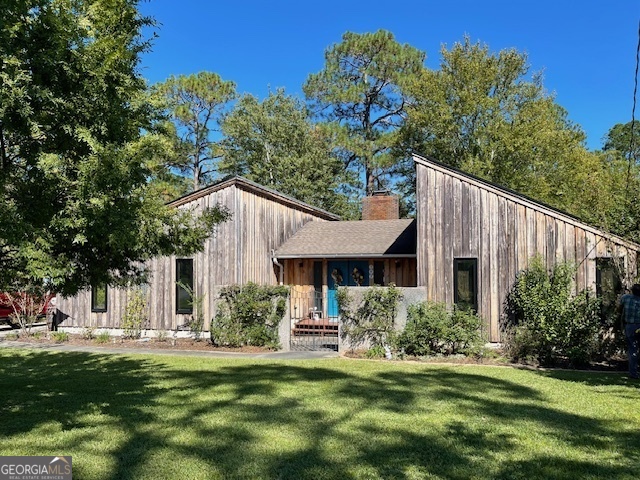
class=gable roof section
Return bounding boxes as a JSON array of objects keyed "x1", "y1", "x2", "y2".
[
  {"x1": 274, "y1": 219, "x2": 416, "y2": 259},
  {"x1": 413, "y1": 153, "x2": 640, "y2": 251},
  {"x1": 167, "y1": 176, "x2": 340, "y2": 221}
]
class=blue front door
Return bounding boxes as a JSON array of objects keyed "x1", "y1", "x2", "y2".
[
  {"x1": 327, "y1": 261, "x2": 347, "y2": 318},
  {"x1": 327, "y1": 260, "x2": 370, "y2": 318}
]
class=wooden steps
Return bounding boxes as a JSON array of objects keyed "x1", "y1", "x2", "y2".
[{"x1": 293, "y1": 318, "x2": 339, "y2": 335}]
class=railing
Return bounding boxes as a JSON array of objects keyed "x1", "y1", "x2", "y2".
[{"x1": 289, "y1": 286, "x2": 338, "y2": 351}]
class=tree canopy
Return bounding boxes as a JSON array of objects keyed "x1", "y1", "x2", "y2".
[
  {"x1": 153, "y1": 71, "x2": 236, "y2": 191},
  {"x1": 400, "y1": 37, "x2": 586, "y2": 204},
  {"x1": 0, "y1": 0, "x2": 228, "y2": 295},
  {"x1": 220, "y1": 89, "x2": 353, "y2": 216},
  {"x1": 603, "y1": 121, "x2": 640, "y2": 165},
  {"x1": 304, "y1": 30, "x2": 425, "y2": 196}
]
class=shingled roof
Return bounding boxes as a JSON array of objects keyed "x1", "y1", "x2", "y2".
[{"x1": 274, "y1": 219, "x2": 416, "y2": 259}]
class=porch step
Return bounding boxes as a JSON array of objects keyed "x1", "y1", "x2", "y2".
[{"x1": 293, "y1": 318, "x2": 339, "y2": 335}]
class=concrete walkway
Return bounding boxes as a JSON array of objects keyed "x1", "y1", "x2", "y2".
[{"x1": 0, "y1": 340, "x2": 339, "y2": 360}]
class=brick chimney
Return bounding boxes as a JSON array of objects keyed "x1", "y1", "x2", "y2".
[{"x1": 361, "y1": 190, "x2": 399, "y2": 220}]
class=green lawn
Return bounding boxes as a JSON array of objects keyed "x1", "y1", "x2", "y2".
[{"x1": 0, "y1": 350, "x2": 638, "y2": 479}]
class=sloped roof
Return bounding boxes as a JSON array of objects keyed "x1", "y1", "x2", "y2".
[
  {"x1": 167, "y1": 176, "x2": 340, "y2": 221},
  {"x1": 412, "y1": 153, "x2": 640, "y2": 250},
  {"x1": 274, "y1": 219, "x2": 416, "y2": 258}
]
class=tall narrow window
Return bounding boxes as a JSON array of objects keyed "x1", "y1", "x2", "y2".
[
  {"x1": 176, "y1": 259, "x2": 194, "y2": 314},
  {"x1": 374, "y1": 261, "x2": 385, "y2": 286},
  {"x1": 91, "y1": 284, "x2": 108, "y2": 312},
  {"x1": 313, "y1": 261, "x2": 323, "y2": 312},
  {"x1": 596, "y1": 257, "x2": 623, "y2": 317},
  {"x1": 454, "y1": 258, "x2": 478, "y2": 312}
]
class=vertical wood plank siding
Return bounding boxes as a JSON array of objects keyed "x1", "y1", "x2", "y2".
[
  {"x1": 56, "y1": 181, "x2": 331, "y2": 329},
  {"x1": 284, "y1": 258, "x2": 417, "y2": 320},
  {"x1": 415, "y1": 159, "x2": 640, "y2": 342}
]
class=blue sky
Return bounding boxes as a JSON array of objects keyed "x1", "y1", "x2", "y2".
[{"x1": 138, "y1": 0, "x2": 639, "y2": 150}]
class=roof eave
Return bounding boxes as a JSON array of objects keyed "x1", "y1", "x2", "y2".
[{"x1": 167, "y1": 176, "x2": 340, "y2": 221}]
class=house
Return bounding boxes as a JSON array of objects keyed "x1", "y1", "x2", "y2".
[
  {"x1": 55, "y1": 156, "x2": 640, "y2": 349},
  {"x1": 55, "y1": 176, "x2": 338, "y2": 332},
  {"x1": 413, "y1": 153, "x2": 640, "y2": 342}
]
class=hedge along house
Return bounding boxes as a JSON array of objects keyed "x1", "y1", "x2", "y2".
[
  {"x1": 413, "y1": 154, "x2": 640, "y2": 342},
  {"x1": 55, "y1": 177, "x2": 338, "y2": 332},
  {"x1": 273, "y1": 192, "x2": 417, "y2": 343}
]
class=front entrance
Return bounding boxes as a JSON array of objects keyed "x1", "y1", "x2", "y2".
[
  {"x1": 327, "y1": 260, "x2": 369, "y2": 318},
  {"x1": 288, "y1": 259, "x2": 370, "y2": 352},
  {"x1": 289, "y1": 286, "x2": 338, "y2": 351}
]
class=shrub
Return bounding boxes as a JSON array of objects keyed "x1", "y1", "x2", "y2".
[
  {"x1": 51, "y1": 331, "x2": 69, "y2": 343},
  {"x1": 95, "y1": 331, "x2": 111, "y2": 344},
  {"x1": 121, "y1": 288, "x2": 148, "y2": 339},
  {"x1": 2, "y1": 285, "x2": 50, "y2": 335},
  {"x1": 396, "y1": 302, "x2": 484, "y2": 356},
  {"x1": 155, "y1": 330, "x2": 168, "y2": 342},
  {"x1": 338, "y1": 284, "x2": 402, "y2": 349},
  {"x1": 210, "y1": 283, "x2": 288, "y2": 348},
  {"x1": 504, "y1": 256, "x2": 601, "y2": 366},
  {"x1": 365, "y1": 345, "x2": 386, "y2": 358},
  {"x1": 82, "y1": 326, "x2": 95, "y2": 340}
]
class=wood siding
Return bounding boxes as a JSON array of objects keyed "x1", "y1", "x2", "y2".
[
  {"x1": 56, "y1": 182, "x2": 330, "y2": 330},
  {"x1": 415, "y1": 159, "x2": 639, "y2": 342},
  {"x1": 284, "y1": 258, "x2": 417, "y2": 322}
]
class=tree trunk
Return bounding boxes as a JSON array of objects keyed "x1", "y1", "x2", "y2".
[
  {"x1": 366, "y1": 167, "x2": 375, "y2": 196},
  {"x1": 193, "y1": 165, "x2": 200, "y2": 191}
]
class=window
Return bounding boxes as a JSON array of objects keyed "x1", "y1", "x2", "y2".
[
  {"x1": 596, "y1": 257, "x2": 623, "y2": 317},
  {"x1": 313, "y1": 261, "x2": 323, "y2": 312},
  {"x1": 374, "y1": 261, "x2": 385, "y2": 286},
  {"x1": 454, "y1": 258, "x2": 478, "y2": 312},
  {"x1": 91, "y1": 284, "x2": 108, "y2": 312},
  {"x1": 176, "y1": 259, "x2": 194, "y2": 314}
]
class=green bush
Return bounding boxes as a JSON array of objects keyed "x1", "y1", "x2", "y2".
[
  {"x1": 51, "y1": 331, "x2": 69, "y2": 343},
  {"x1": 95, "y1": 331, "x2": 111, "y2": 344},
  {"x1": 396, "y1": 302, "x2": 484, "y2": 356},
  {"x1": 121, "y1": 289, "x2": 148, "y2": 339},
  {"x1": 504, "y1": 256, "x2": 601, "y2": 366},
  {"x1": 210, "y1": 283, "x2": 288, "y2": 348},
  {"x1": 338, "y1": 284, "x2": 402, "y2": 349},
  {"x1": 365, "y1": 345, "x2": 386, "y2": 358}
]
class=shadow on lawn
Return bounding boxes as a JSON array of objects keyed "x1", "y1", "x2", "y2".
[{"x1": 0, "y1": 352, "x2": 638, "y2": 479}]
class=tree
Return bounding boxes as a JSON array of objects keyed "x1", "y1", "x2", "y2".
[
  {"x1": 596, "y1": 121, "x2": 640, "y2": 242},
  {"x1": 398, "y1": 37, "x2": 640, "y2": 242},
  {"x1": 153, "y1": 72, "x2": 236, "y2": 191},
  {"x1": 603, "y1": 121, "x2": 640, "y2": 165},
  {"x1": 401, "y1": 37, "x2": 586, "y2": 206},
  {"x1": 220, "y1": 89, "x2": 353, "y2": 216},
  {"x1": 303, "y1": 30, "x2": 425, "y2": 195},
  {"x1": 139, "y1": 124, "x2": 193, "y2": 202},
  {"x1": 0, "y1": 0, "x2": 229, "y2": 295}
]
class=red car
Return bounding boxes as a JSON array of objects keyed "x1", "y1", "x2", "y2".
[{"x1": 0, "y1": 292, "x2": 56, "y2": 324}]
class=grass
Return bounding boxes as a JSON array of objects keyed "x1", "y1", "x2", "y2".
[
  {"x1": 94, "y1": 332, "x2": 111, "y2": 344},
  {"x1": 0, "y1": 351, "x2": 638, "y2": 480},
  {"x1": 50, "y1": 331, "x2": 69, "y2": 342}
]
